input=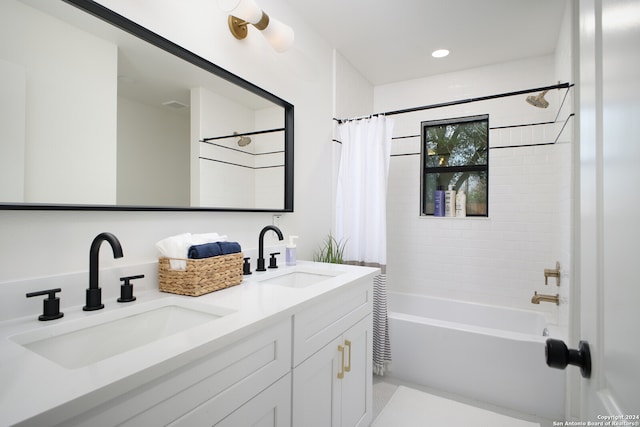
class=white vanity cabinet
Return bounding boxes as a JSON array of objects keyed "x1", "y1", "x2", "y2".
[
  {"x1": 5, "y1": 264, "x2": 377, "y2": 427},
  {"x1": 52, "y1": 319, "x2": 291, "y2": 427},
  {"x1": 291, "y1": 279, "x2": 373, "y2": 427}
]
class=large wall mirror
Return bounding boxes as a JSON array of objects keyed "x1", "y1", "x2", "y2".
[{"x1": 0, "y1": 0, "x2": 294, "y2": 211}]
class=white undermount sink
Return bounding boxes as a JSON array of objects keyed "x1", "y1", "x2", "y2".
[
  {"x1": 11, "y1": 298, "x2": 234, "y2": 369},
  {"x1": 257, "y1": 266, "x2": 343, "y2": 289}
]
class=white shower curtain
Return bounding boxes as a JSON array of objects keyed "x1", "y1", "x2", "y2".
[{"x1": 336, "y1": 115, "x2": 393, "y2": 375}]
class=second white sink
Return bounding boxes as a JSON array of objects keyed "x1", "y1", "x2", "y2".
[
  {"x1": 256, "y1": 264, "x2": 345, "y2": 289},
  {"x1": 11, "y1": 299, "x2": 234, "y2": 369},
  {"x1": 259, "y1": 271, "x2": 337, "y2": 288}
]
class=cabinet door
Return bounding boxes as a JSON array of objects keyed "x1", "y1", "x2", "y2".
[
  {"x1": 292, "y1": 315, "x2": 372, "y2": 427},
  {"x1": 340, "y1": 316, "x2": 372, "y2": 427},
  {"x1": 215, "y1": 373, "x2": 291, "y2": 427},
  {"x1": 292, "y1": 335, "x2": 343, "y2": 427}
]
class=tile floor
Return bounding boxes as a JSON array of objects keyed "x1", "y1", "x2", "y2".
[{"x1": 372, "y1": 376, "x2": 554, "y2": 427}]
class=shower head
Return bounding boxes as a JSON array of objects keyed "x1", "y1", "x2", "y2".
[
  {"x1": 234, "y1": 132, "x2": 252, "y2": 147},
  {"x1": 526, "y1": 90, "x2": 549, "y2": 108}
]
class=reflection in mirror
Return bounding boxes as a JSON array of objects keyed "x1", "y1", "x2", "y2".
[{"x1": 0, "y1": 0, "x2": 293, "y2": 211}]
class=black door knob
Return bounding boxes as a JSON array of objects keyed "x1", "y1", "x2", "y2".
[{"x1": 545, "y1": 338, "x2": 591, "y2": 378}]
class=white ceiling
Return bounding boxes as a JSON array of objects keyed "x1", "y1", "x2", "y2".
[{"x1": 284, "y1": 0, "x2": 568, "y2": 86}]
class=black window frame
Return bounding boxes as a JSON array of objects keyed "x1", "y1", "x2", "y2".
[{"x1": 420, "y1": 114, "x2": 489, "y2": 217}]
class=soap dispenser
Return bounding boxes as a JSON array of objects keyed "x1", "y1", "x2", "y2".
[{"x1": 286, "y1": 235, "x2": 298, "y2": 266}]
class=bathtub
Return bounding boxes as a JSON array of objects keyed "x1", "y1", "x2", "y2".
[{"x1": 387, "y1": 292, "x2": 565, "y2": 420}]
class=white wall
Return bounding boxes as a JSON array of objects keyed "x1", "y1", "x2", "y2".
[
  {"x1": 0, "y1": 0, "x2": 117, "y2": 204},
  {"x1": 117, "y1": 96, "x2": 190, "y2": 206},
  {"x1": 194, "y1": 87, "x2": 256, "y2": 208},
  {"x1": 377, "y1": 54, "x2": 574, "y2": 323},
  {"x1": 0, "y1": 59, "x2": 26, "y2": 202},
  {"x1": 554, "y1": 0, "x2": 576, "y2": 336},
  {"x1": 333, "y1": 51, "x2": 374, "y2": 120},
  {"x1": 331, "y1": 52, "x2": 375, "y2": 230},
  {"x1": 192, "y1": 89, "x2": 284, "y2": 210},
  {"x1": 0, "y1": 0, "x2": 335, "y2": 282},
  {"x1": 254, "y1": 107, "x2": 286, "y2": 209}
]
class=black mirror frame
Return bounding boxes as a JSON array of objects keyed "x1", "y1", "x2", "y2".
[{"x1": 1, "y1": 0, "x2": 293, "y2": 213}]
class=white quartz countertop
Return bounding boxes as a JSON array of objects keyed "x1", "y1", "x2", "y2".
[{"x1": 0, "y1": 261, "x2": 378, "y2": 426}]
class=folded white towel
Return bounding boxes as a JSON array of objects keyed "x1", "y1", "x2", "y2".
[
  {"x1": 191, "y1": 233, "x2": 227, "y2": 245},
  {"x1": 156, "y1": 233, "x2": 190, "y2": 270},
  {"x1": 156, "y1": 232, "x2": 228, "y2": 270}
]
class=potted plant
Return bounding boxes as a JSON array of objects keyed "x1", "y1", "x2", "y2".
[{"x1": 313, "y1": 233, "x2": 347, "y2": 264}]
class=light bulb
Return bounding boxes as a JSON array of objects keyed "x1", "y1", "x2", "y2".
[
  {"x1": 432, "y1": 49, "x2": 450, "y2": 58},
  {"x1": 218, "y1": 0, "x2": 262, "y2": 24},
  {"x1": 261, "y1": 17, "x2": 294, "y2": 52}
]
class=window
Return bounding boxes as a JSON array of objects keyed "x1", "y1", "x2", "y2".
[{"x1": 420, "y1": 114, "x2": 489, "y2": 216}]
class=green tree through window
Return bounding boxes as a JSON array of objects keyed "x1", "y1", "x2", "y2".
[{"x1": 420, "y1": 114, "x2": 489, "y2": 216}]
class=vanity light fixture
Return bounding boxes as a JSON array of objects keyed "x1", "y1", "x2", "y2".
[{"x1": 219, "y1": 0, "x2": 294, "y2": 52}]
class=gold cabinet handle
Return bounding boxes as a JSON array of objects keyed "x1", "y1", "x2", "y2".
[
  {"x1": 337, "y1": 345, "x2": 345, "y2": 379},
  {"x1": 344, "y1": 340, "x2": 351, "y2": 372}
]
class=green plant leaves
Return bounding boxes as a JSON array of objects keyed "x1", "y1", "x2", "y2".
[{"x1": 313, "y1": 234, "x2": 347, "y2": 264}]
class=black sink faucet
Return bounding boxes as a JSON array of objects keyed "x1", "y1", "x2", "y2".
[
  {"x1": 257, "y1": 225, "x2": 283, "y2": 272},
  {"x1": 84, "y1": 232, "x2": 123, "y2": 311}
]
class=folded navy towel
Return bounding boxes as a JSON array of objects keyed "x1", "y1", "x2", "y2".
[
  {"x1": 218, "y1": 241, "x2": 242, "y2": 255},
  {"x1": 188, "y1": 241, "x2": 241, "y2": 259},
  {"x1": 188, "y1": 243, "x2": 222, "y2": 259}
]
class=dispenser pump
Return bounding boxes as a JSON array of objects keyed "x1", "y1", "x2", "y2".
[{"x1": 286, "y1": 235, "x2": 298, "y2": 266}]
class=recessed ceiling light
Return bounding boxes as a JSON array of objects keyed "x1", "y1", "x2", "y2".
[{"x1": 432, "y1": 49, "x2": 450, "y2": 58}]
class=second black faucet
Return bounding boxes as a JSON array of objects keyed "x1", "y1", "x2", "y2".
[{"x1": 256, "y1": 226, "x2": 283, "y2": 272}]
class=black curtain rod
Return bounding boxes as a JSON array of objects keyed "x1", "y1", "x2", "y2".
[
  {"x1": 332, "y1": 117, "x2": 570, "y2": 145},
  {"x1": 361, "y1": 120, "x2": 562, "y2": 143},
  {"x1": 333, "y1": 113, "x2": 575, "y2": 155},
  {"x1": 201, "y1": 127, "x2": 285, "y2": 142},
  {"x1": 199, "y1": 156, "x2": 284, "y2": 169},
  {"x1": 201, "y1": 141, "x2": 284, "y2": 156},
  {"x1": 333, "y1": 82, "x2": 573, "y2": 124}
]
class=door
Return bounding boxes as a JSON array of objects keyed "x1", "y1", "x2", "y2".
[{"x1": 578, "y1": 0, "x2": 640, "y2": 417}]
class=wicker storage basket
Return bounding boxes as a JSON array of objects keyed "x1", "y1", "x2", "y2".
[{"x1": 158, "y1": 252, "x2": 244, "y2": 296}]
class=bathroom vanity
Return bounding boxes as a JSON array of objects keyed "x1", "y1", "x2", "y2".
[{"x1": 0, "y1": 262, "x2": 377, "y2": 426}]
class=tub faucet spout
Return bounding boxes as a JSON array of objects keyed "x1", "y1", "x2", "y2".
[
  {"x1": 257, "y1": 225, "x2": 283, "y2": 272},
  {"x1": 531, "y1": 291, "x2": 559, "y2": 305},
  {"x1": 84, "y1": 232, "x2": 123, "y2": 311}
]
